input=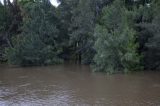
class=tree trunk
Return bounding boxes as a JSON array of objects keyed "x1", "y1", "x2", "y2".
[{"x1": 5, "y1": 33, "x2": 13, "y2": 48}]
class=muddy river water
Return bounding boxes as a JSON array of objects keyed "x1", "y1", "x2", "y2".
[{"x1": 0, "y1": 64, "x2": 160, "y2": 106}]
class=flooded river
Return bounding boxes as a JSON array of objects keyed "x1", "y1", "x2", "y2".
[{"x1": 0, "y1": 64, "x2": 160, "y2": 106}]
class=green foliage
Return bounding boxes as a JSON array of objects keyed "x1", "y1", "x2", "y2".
[
  {"x1": 143, "y1": 0, "x2": 160, "y2": 69},
  {"x1": 130, "y1": 0, "x2": 160, "y2": 70},
  {"x1": 0, "y1": 2, "x2": 10, "y2": 62},
  {"x1": 0, "y1": 3, "x2": 7, "y2": 32},
  {"x1": 6, "y1": 0, "x2": 63, "y2": 66},
  {"x1": 0, "y1": 0, "x2": 160, "y2": 72},
  {"x1": 92, "y1": 0, "x2": 141, "y2": 73},
  {"x1": 69, "y1": 0, "x2": 95, "y2": 64}
]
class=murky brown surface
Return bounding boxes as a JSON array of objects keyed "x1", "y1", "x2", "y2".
[{"x1": 0, "y1": 64, "x2": 160, "y2": 106}]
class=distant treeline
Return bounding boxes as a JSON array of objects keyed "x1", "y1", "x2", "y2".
[{"x1": 0, "y1": 0, "x2": 160, "y2": 73}]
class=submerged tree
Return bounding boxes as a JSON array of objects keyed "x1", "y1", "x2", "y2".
[
  {"x1": 93, "y1": 0, "x2": 141, "y2": 73},
  {"x1": 69, "y1": 0, "x2": 95, "y2": 64},
  {"x1": 0, "y1": 0, "x2": 22, "y2": 62},
  {"x1": 6, "y1": 0, "x2": 63, "y2": 66},
  {"x1": 143, "y1": 0, "x2": 160, "y2": 69}
]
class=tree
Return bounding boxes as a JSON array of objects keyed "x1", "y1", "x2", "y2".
[
  {"x1": 56, "y1": 0, "x2": 113, "y2": 64},
  {"x1": 92, "y1": 0, "x2": 141, "y2": 73},
  {"x1": 6, "y1": 0, "x2": 63, "y2": 66},
  {"x1": 69, "y1": 0, "x2": 96, "y2": 64},
  {"x1": 143, "y1": 0, "x2": 160, "y2": 69},
  {"x1": 54, "y1": 0, "x2": 78, "y2": 61},
  {"x1": 0, "y1": 2, "x2": 8, "y2": 62},
  {"x1": 0, "y1": 0, "x2": 22, "y2": 62}
]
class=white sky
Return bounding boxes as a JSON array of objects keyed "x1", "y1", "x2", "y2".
[
  {"x1": 0, "y1": 0, "x2": 60, "y2": 7},
  {"x1": 50, "y1": 0, "x2": 60, "y2": 7}
]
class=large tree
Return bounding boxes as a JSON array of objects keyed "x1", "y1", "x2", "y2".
[
  {"x1": 143, "y1": 0, "x2": 160, "y2": 69},
  {"x1": 0, "y1": 0, "x2": 22, "y2": 62},
  {"x1": 6, "y1": 0, "x2": 63, "y2": 66},
  {"x1": 93, "y1": 0, "x2": 141, "y2": 73},
  {"x1": 69, "y1": 0, "x2": 96, "y2": 64}
]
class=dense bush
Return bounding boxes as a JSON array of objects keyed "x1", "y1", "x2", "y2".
[
  {"x1": 0, "y1": 0, "x2": 160, "y2": 72},
  {"x1": 6, "y1": 1, "x2": 63, "y2": 66},
  {"x1": 92, "y1": 0, "x2": 141, "y2": 73}
]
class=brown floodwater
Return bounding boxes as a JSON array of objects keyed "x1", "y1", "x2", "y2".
[{"x1": 0, "y1": 64, "x2": 160, "y2": 106}]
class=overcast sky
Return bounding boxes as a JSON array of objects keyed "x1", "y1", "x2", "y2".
[
  {"x1": 0, "y1": 0, "x2": 60, "y2": 7},
  {"x1": 50, "y1": 0, "x2": 60, "y2": 7}
]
